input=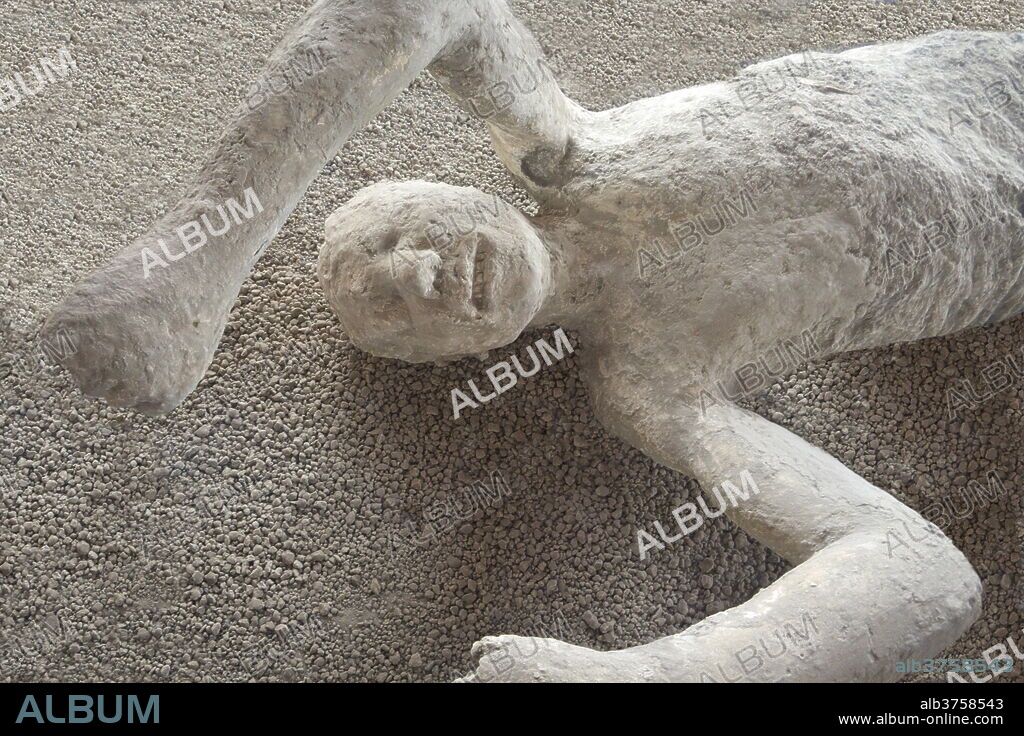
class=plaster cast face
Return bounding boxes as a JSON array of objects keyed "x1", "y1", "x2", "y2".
[{"x1": 318, "y1": 181, "x2": 551, "y2": 363}]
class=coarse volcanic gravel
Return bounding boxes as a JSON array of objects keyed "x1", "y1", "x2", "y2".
[{"x1": 0, "y1": 0, "x2": 1021, "y2": 682}]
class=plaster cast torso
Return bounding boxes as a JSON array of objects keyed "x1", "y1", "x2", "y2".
[{"x1": 537, "y1": 31, "x2": 1024, "y2": 423}]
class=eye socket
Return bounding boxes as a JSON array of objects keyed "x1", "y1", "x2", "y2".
[{"x1": 378, "y1": 231, "x2": 400, "y2": 255}]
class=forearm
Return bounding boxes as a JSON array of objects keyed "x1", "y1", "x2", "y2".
[
  {"x1": 637, "y1": 532, "x2": 980, "y2": 682},
  {"x1": 115, "y1": 0, "x2": 460, "y2": 276},
  {"x1": 58, "y1": 0, "x2": 574, "y2": 312},
  {"x1": 633, "y1": 400, "x2": 982, "y2": 682},
  {"x1": 45, "y1": 0, "x2": 573, "y2": 414},
  {"x1": 170, "y1": 0, "x2": 573, "y2": 235}
]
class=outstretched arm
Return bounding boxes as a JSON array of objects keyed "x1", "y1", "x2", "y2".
[
  {"x1": 466, "y1": 394, "x2": 982, "y2": 682},
  {"x1": 44, "y1": 0, "x2": 577, "y2": 415}
]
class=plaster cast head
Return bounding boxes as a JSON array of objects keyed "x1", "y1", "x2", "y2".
[{"x1": 319, "y1": 181, "x2": 552, "y2": 363}]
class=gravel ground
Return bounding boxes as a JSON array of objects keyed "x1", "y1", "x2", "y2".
[{"x1": 0, "y1": 0, "x2": 1021, "y2": 682}]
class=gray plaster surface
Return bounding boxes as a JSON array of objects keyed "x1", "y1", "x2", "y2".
[{"x1": 1, "y1": 0, "x2": 1021, "y2": 682}]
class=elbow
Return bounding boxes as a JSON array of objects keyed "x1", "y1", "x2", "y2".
[
  {"x1": 929, "y1": 534, "x2": 983, "y2": 641},
  {"x1": 854, "y1": 513, "x2": 983, "y2": 659}
]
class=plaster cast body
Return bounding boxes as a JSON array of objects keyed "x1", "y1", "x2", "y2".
[{"x1": 45, "y1": 0, "x2": 1022, "y2": 681}]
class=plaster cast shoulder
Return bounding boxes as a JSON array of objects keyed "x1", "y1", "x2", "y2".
[
  {"x1": 567, "y1": 30, "x2": 1023, "y2": 227},
  {"x1": 562, "y1": 30, "x2": 1024, "y2": 372},
  {"x1": 576, "y1": 347, "x2": 710, "y2": 477}
]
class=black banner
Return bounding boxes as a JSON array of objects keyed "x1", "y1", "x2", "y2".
[{"x1": 0, "y1": 683, "x2": 1016, "y2": 728}]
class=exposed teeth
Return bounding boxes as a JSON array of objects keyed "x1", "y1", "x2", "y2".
[{"x1": 471, "y1": 241, "x2": 487, "y2": 312}]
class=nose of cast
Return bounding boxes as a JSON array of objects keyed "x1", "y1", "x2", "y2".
[{"x1": 389, "y1": 244, "x2": 443, "y2": 301}]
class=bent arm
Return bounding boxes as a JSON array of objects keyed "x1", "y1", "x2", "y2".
[
  {"x1": 429, "y1": 4, "x2": 578, "y2": 186},
  {"x1": 187, "y1": 0, "x2": 574, "y2": 230},
  {"x1": 630, "y1": 398, "x2": 982, "y2": 682},
  {"x1": 111, "y1": 0, "x2": 573, "y2": 259},
  {"x1": 44, "y1": 0, "x2": 576, "y2": 414}
]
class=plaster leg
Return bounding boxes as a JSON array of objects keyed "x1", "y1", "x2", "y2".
[{"x1": 43, "y1": 0, "x2": 575, "y2": 414}]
